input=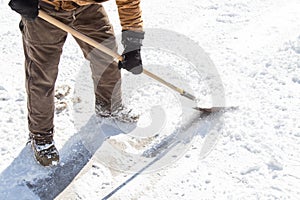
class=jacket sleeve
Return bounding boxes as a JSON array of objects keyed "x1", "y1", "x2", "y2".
[{"x1": 116, "y1": 0, "x2": 143, "y2": 31}]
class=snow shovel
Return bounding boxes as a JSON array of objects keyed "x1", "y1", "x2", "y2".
[{"x1": 38, "y1": 10, "x2": 224, "y2": 113}]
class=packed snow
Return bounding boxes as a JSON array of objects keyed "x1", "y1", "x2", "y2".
[{"x1": 0, "y1": 0, "x2": 300, "y2": 199}]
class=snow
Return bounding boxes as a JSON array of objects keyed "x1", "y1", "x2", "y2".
[{"x1": 1, "y1": 0, "x2": 300, "y2": 199}]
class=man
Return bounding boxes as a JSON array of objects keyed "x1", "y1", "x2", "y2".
[{"x1": 8, "y1": 0, "x2": 144, "y2": 166}]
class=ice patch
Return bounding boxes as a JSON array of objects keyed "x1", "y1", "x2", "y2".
[
  {"x1": 290, "y1": 36, "x2": 300, "y2": 54},
  {"x1": 267, "y1": 159, "x2": 283, "y2": 171},
  {"x1": 240, "y1": 166, "x2": 260, "y2": 175},
  {"x1": 292, "y1": 77, "x2": 300, "y2": 84},
  {"x1": 0, "y1": 86, "x2": 10, "y2": 101}
]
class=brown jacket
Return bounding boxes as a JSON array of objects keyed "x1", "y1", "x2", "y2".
[{"x1": 42, "y1": 0, "x2": 143, "y2": 31}]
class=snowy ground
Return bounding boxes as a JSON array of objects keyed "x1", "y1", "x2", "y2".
[{"x1": 1, "y1": 0, "x2": 300, "y2": 199}]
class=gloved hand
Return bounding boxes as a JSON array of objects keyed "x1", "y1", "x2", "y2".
[
  {"x1": 9, "y1": 0, "x2": 39, "y2": 20},
  {"x1": 118, "y1": 30, "x2": 145, "y2": 75}
]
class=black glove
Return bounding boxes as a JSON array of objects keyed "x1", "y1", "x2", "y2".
[
  {"x1": 118, "y1": 30, "x2": 145, "y2": 75},
  {"x1": 9, "y1": 0, "x2": 39, "y2": 20}
]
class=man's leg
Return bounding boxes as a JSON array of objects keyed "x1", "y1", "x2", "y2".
[
  {"x1": 71, "y1": 4, "x2": 122, "y2": 113},
  {"x1": 21, "y1": 5, "x2": 68, "y2": 165},
  {"x1": 22, "y1": 17, "x2": 67, "y2": 138}
]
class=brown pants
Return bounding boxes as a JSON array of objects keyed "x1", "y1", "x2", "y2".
[{"x1": 21, "y1": 3, "x2": 121, "y2": 137}]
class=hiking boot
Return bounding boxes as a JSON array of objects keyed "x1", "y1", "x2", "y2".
[
  {"x1": 29, "y1": 136, "x2": 59, "y2": 166},
  {"x1": 96, "y1": 103, "x2": 139, "y2": 123}
]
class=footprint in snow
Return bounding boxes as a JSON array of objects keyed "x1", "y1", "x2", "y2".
[{"x1": 54, "y1": 85, "x2": 71, "y2": 114}]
